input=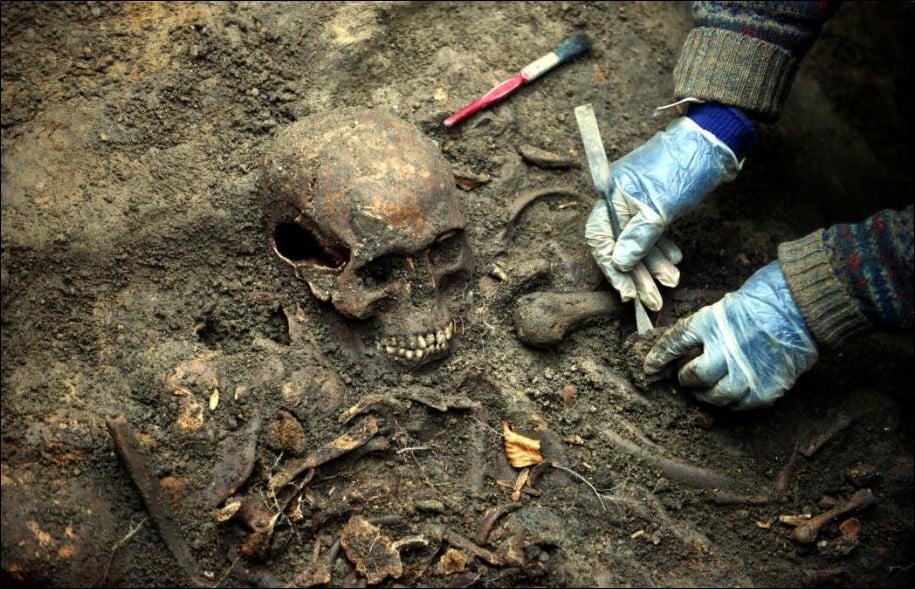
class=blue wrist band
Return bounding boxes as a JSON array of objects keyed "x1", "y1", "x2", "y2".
[{"x1": 687, "y1": 102, "x2": 758, "y2": 158}]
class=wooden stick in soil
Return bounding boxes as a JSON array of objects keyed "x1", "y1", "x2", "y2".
[{"x1": 106, "y1": 417, "x2": 206, "y2": 587}]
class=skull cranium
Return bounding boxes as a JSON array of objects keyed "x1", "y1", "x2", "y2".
[{"x1": 261, "y1": 108, "x2": 471, "y2": 368}]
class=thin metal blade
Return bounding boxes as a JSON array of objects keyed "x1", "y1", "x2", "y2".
[
  {"x1": 574, "y1": 105, "x2": 613, "y2": 212},
  {"x1": 634, "y1": 298, "x2": 653, "y2": 335},
  {"x1": 575, "y1": 103, "x2": 654, "y2": 335}
]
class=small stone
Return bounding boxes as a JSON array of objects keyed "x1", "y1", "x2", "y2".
[
  {"x1": 452, "y1": 164, "x2": 491, "y2": 191},
  {"x1": 414, "y1": 498, "x2": 446, "y2": 513},
  {"x1": 519, "y1": 144, "x2": 578, "y2": 169},
  {"x1": 845, "y1": 463, "x2": 881, "y2": 488}
]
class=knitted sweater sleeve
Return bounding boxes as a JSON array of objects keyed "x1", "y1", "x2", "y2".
[
  {"x1": 673, "y1": 1, "x2": 840, "y2": 121},
  {"x1": 778, "y1": 206, "x2": 914, "y2": 348}
]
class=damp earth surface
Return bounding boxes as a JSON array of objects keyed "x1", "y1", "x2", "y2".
[{"x1": 2, "y1": 2, "x2": 913, "y2": 587}]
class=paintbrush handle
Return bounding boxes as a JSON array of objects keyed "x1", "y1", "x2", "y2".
[{"x1": 444, "y1": 74, "x2": 525, "y2": 128}]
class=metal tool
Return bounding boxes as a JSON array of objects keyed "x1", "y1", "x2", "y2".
[{"x1": 574, "y1": 103, "x2": 653, "y2": 335}]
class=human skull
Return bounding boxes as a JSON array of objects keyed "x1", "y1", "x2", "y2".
[{"x1": 261, "y1": 108, "x2": 471, "y2": 368}]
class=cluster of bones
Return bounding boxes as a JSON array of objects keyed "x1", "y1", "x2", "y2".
[
  {"x1": 261, "y1": 107, "x2": 627, "y2": 369},
  {"x1": 256, "y1": 109, "x2": 872, "y2": 560}
]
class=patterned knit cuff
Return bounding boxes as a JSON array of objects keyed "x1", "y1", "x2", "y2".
[
  {"x1": 674, "y1": 27, "x2": 798, "y2": 122},
  {"x1": 778, "y1": 230, "x2": 870, "y2": 348}
]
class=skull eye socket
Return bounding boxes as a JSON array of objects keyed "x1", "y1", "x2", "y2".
[
  {"x1": 429, "y1": 229, "x2": 465, "y2": 267},
  {"x1": 273, "y1": 221, "x2": 348, "y2": 270},
  {"x1": 358, "y1": 253, "x2": 407, "y2": 289}
]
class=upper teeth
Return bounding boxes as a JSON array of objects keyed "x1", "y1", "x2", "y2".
[{"x1": 376, "y1": 320, "x2": 455, "y2": 361}]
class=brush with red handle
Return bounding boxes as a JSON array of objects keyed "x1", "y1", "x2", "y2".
[{"x1": 443, "y1": 32, "x2": 591, "y2": 129}]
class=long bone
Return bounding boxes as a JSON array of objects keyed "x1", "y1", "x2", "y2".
[
  {"x1": 514, "y1": 290, "x2": 622, "y2": 348},
  {"x1": 793, "y1": 488, "x2": 875, "y2": 544}
]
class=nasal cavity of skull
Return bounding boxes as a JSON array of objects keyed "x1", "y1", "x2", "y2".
[
  {"x1": 273, "y1": 222, "x2": 347, "y2": 270},
  {"x1": 358, "y1": 253, "x2": 407, "y2": 289}
]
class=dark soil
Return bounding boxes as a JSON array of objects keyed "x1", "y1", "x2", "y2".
[{"x1": 2, "y1": 2, "x2": 912, "y2": 588}]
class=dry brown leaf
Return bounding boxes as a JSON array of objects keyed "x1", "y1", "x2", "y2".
[
  {"x1": 511, "y1": 468, "x2": 531, "y2": 502},
  {"x1": 502, "y1": 421, "x2": 544, "y2": 468}
]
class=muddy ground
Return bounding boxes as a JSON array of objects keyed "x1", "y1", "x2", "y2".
[{"x1": 2, "y1": 2, "x2": 913, "y2": 588}]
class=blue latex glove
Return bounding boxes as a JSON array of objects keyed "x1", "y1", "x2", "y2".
[
  {"x1": 643, "y1": 261, "x2": 819, "y2": 410},
  {"x1": 585, "y1": 117, "x2": 740, "y2": 310}
]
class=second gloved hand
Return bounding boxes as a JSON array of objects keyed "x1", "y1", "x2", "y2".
[{"x1": 643, "y1": 261, "x2": 819, "y2": 410}]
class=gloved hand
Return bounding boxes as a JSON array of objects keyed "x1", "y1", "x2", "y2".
[
  {"x1": 643, "y1": 261, "x2": 819, "y2": 410},
  {"x1": 585, "y1": 117, "x2": 741, "y2": 310}
]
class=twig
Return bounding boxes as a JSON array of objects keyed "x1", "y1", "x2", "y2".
[
  {"x1": 495, "y1": 480, "x2": 542, "y2": 497},
  {"x1": 511, "y1": 468, "x2": 531, "y2": 501},
  {"x1": 98, "y1": 517, "x2": 147, "y2": 585},
  {"x1": 470, "y1": 416, "x2": 504, "y2": 438},
  {"x1": 327, "y1": 538, "x2": 342, "y2": 567},
  {"x1": 550, "y1": 461, "x2": 613, "y2": 512},
  {"x1": 396, "y1": 446, "x2": 432, "y2": 454},
  {"x1": 215, "y1": 556, "x2": 241, "y2": 588},
  {"x1": 710, "y1": 490, "x2": 770, "y2": 506}
]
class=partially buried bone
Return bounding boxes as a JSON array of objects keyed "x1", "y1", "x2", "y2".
[
  {"x1": 514, "y1": 290, "x2": 622, "y2": 348},
  {"x1": 793, "y1": 488, "x2": 875, "y2": 544}
]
